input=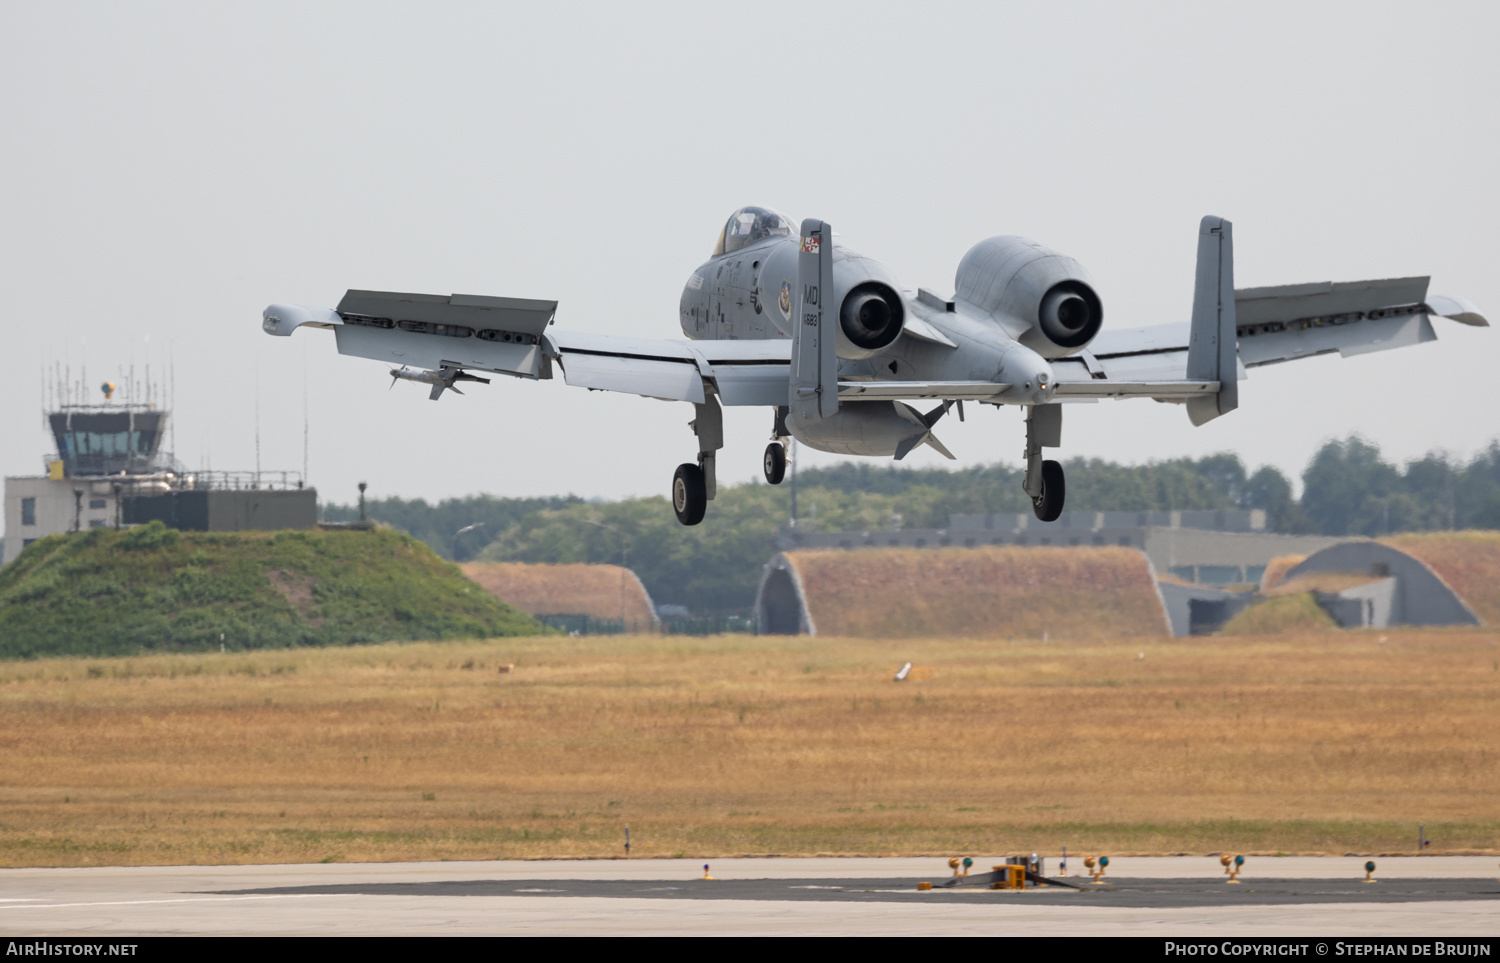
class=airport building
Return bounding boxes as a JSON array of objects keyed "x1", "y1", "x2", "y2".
[
  {"x1": 1279, "y1": 540, "x2": 1485, "y2": 629},
  {"x1": 3, "y1": 385, "x2": 316, "y2": 564}
]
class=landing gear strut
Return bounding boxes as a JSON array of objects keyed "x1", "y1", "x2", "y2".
[
  {"x1": 1023, "y1": 404, "x2": 1066, "y2": 522},
  {"x1": 763, "y1": 406, "x2": 790, "y2": 486},
  {"x1": 673, "y1": 394, "x2": 723, "y2": 526}
]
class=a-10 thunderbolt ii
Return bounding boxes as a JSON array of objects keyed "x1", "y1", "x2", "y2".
[{"x1": 262, "y1": 209, "x2": 1487, "y2": 525}]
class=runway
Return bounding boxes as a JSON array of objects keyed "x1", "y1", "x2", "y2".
[{"x1": 1, "y1": 857, "x2": 1496, "y2": 936}]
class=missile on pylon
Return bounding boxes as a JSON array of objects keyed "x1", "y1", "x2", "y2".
[{"x1": 389, "y1": 364, "x2": 491, "y2": 401}]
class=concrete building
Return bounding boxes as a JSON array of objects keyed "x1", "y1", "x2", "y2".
[
  {"x1": 3, "y1": 393, "x2": 315, "y2": 564},
  {"x1": 1282, "y1": 541, "x2": 1481, "y2": 628},
  {"x1": 777, "y1": 509, "x2": 1345, "y2": 586},
  {"x1": 755, "y1": 545, "x2": 1169, "y2": 639}
]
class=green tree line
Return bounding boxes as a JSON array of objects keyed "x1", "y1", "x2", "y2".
[{"x1": 322, "y1": 437, "x2": 1500, "y2": 616}]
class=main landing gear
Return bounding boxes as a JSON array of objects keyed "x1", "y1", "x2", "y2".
[
  {"x1": 1023, "y1": 403, "x2": 1066, "y2": 522},
  {"x1": 763, "y1": 405, "x2": 790, "y2": 486},
  {"x1": 672, "y1": 463, "x2": 707, "y2": 526},
  {"x1": 763, "y1": 442, "x2": 787, "y2": 485},
  {"x1": 1032, "y1": 459, "x2": 1065, "y2": 522},
  {"x1": 673, "y1": 394, "x2": 723, "y2": 526}
]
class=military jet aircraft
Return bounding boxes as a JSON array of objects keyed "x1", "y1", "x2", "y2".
[{"x1": 262, "y1": 209, "x2": 1487, "y2": 525}]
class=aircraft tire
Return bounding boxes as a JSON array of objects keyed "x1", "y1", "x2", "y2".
[
  {"x1": 1032, "y1": 459, "x2": 1065, "y2": 522},
  {"x1": 673, "y1": 463, "x2": 708, "y2": 526},
  {"x1": 763, "y1": 443, "x2": 787, "y2": 485}
]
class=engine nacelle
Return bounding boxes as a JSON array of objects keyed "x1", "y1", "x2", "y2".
[
  {"x1": 953, "y1": 236, "x2": 1103, "y2": 358},
  {"x1": 760, "y1": 243, "x2": 906, "y2": 360}
]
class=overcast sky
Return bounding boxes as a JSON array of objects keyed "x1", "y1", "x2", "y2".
[{"x1": 2, "y1": 2, "x2": 1496, "y2": 507}]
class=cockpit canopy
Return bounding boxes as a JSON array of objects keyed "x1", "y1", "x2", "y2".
[{"x1": 713, "y1": 207, "x2": 796, "y2": 256}]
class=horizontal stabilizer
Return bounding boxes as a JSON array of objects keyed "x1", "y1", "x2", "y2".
[
  {"x1": 1051, "y1": 380, "x2": 1218, "y2": 399},
  {"x1": 838, "y1": 381, "x2": 1011, "y2": 401}
]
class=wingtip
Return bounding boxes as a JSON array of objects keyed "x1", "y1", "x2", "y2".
[{"x1": 1428, "y1": 294, "x2": 1489, "y2": 327}]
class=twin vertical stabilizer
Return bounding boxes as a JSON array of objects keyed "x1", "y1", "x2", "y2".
[
  {"x1": 1186, "y1": 215, "x2": 1239, "y2": 426},
  {"x1": 791, "y1": 219, "x2": 839, "y2": 420}
]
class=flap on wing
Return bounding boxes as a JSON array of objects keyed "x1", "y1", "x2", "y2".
[
  {"x1": 338, "y1": 290, "x2": 558, "y2": 338},
  {"x1": 710, "y1": 365, "x2": 789, "y2": 406},
  {"x1": 557, "y1": 351, "x2": 705, "y2": 403},
  {"x1": 838, "y1": 381, "x2": 1010, "y2": 401}
]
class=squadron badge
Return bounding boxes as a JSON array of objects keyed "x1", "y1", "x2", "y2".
[{"x1": 777, "y1": 279, "x2": 792, "y2": 320}]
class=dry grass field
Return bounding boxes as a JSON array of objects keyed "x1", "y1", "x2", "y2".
[{"x1": 0, "y1": 628, "x2": 1496, "y2": 866}]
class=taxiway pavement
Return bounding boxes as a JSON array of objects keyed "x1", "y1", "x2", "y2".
[{"x1": 0, "y1": 857, "x2": 1494, "y2": 936}]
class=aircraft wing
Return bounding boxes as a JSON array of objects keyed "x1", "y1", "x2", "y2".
[
  {"x1": 265, "y1": 277, "x2": 1485, "y2": 408},
  {"x1": 262, "y1": 290, "x2": 796, "y2": 406},
  {"x1": 548, "y1": 331, "x2": 791, "y2": 406},
  {"x1": 1060, "y1": 277, "x2": 1488, "y2": 392}
]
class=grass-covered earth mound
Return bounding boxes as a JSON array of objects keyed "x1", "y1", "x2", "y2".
[{"x1": 0, "y1": 522, "x2": 545, "y2": 657}]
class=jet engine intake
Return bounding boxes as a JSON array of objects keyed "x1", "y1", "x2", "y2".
[
  {"x1": 953, "y1": 236, "x2": 1104, "y2": 358},
  {"x1": 758, "y1": 242, "x2": 906, "y2": 359},
  {"x1": 838, "y1": 282, "x2": 904, "y2": 358},
  {"x1": 1037, "y1": 281, "x2": 1102, "y2": 349}
]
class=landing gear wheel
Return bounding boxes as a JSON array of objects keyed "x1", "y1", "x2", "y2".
[
  {"x1": 763, "y1": 442, "x2": 787, "y2": 485},
  {"x1": 672, "y1": 463, "x2": 707, "y2": 526},
  {"x1": 1032, "y1": 459, "x2": 1065, "y2": 522}
]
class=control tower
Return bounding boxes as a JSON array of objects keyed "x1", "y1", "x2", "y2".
[
  {"x1": 4, "y1": 379, "x2": 316, "y2": 564},
  {"x1": 48, "y1": 402, "x2": 171, "y2": 478}
]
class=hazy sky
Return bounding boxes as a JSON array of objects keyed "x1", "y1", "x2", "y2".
[{"x1": 3, "y1": 2, "x2": 1496, "y2": 508}]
